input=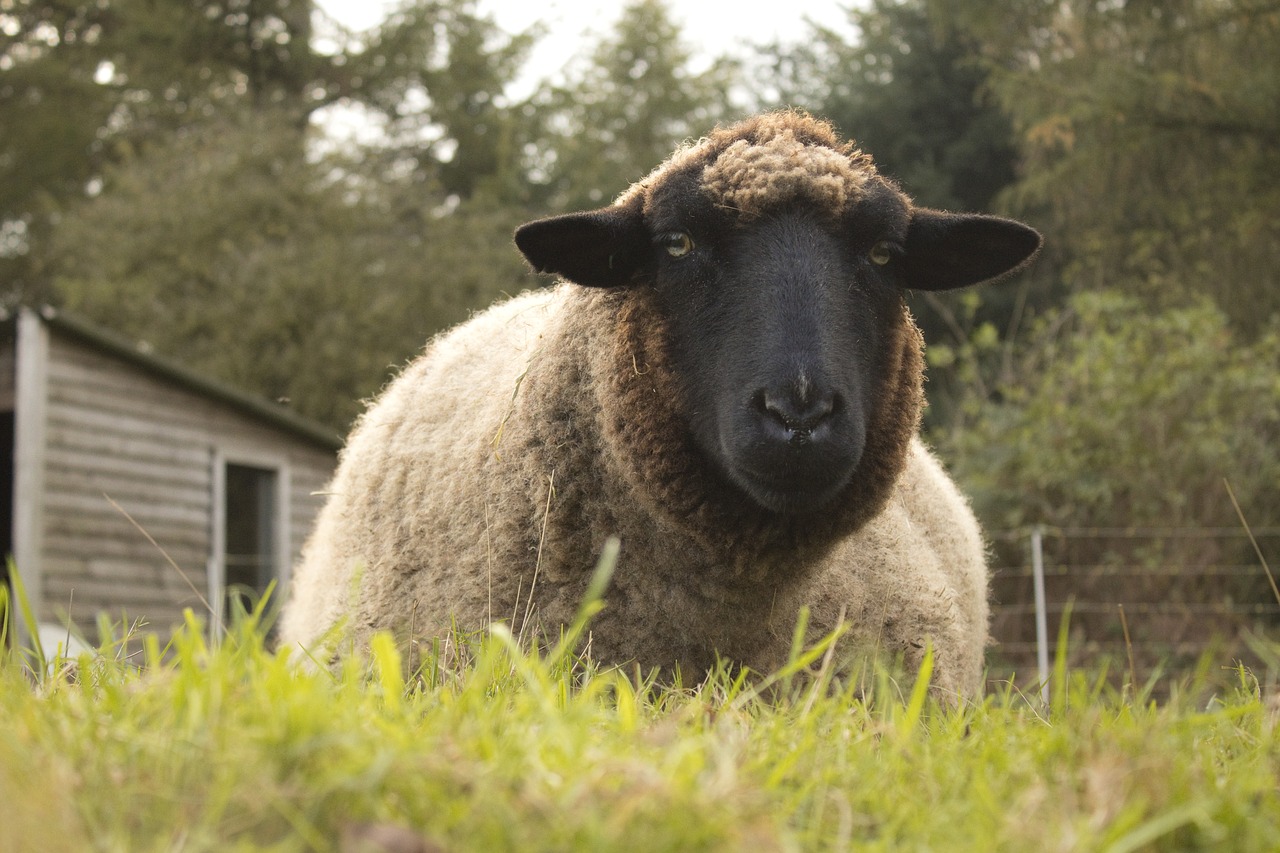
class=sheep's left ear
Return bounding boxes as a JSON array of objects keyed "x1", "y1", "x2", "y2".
[
  {"x1": 514, "y1": 196, "x2": 649, "y2": 287},
  {"x1": 902, "y1": 209, "x2": 1042, "y2": 291}
]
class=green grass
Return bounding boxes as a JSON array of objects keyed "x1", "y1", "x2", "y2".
[{"x1": 3, "y1": 572, "x2": 1279, "y2": 852}]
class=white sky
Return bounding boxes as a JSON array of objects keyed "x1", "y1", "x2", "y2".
[
  {"x1": 311, "y1": 1, "x2": 860, "y2": 148},
  {"x1": 316, "y1": 0, "x2": 859, "y2": 91}
]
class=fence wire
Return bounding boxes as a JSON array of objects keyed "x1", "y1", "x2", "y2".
[{"x1": 985, "y1": 526, "x2": 1280, "y2": 697}]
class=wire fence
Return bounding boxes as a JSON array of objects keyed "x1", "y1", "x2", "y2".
[{"x1": 985, "y1": 526, "x2": 1280, "y2": 698}]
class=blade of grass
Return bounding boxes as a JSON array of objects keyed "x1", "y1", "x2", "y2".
[
  {"x1": 730, "y1": 614, "x2": 848, "y2": 711},
  {"x1": 105, "y1": 493, "x2": 215, "y2": 622},
  {"x1": 518, "y1": 471, "x2": 556, "y2": 644},
  {"x1": 1224, "y1": 478, "x2": 1279, "y2": 606},
  {"x1": 896, "y1": 644, "x2": 935, "y2": 745},
  {"x1": 1118, "y1": 603, "x2": 1137, "y2": 698},
  {"x1": 7, "y1": 558, "x2": 45, "y2": 671},
  {"x1": 1103, "y1": 803, "x2": 1211, "y2": 853},
  {"x1": 369, "y1": 632, "x2": 405, "y2": 712},
  {"x1": 1051, "y1": 599, "x2": 1075, "y2": 717},
  {"x1": 545, "y1": 536, "x2": 619, "y2": 668}
]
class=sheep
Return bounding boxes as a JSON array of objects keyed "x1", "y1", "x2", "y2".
[{"x1": 279, "y1": 110, "x2": 1041, "y2": 700}]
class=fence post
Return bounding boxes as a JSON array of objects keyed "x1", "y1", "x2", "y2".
[{"x1": 1031, "y1": 525, "x2": 1050, "y2": 704}]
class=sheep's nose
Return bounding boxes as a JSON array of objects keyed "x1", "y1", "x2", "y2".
[{"x1": 755, "y1": 384, "x2": 837, "y2": 446}]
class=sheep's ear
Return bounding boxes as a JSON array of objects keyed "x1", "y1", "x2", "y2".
[
  {"x1": 901, "y1": 209, "x2": 1042, "y2": 291},
  {"x1": 515, "y1": 198, "x2": 649, "y2": 288}
]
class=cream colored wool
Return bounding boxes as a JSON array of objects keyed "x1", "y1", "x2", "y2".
[
  {"x1": 280, "y1": 112, "x2": 991, "y2": 700},
  {"x1": 702, "y1": 131, "x2": 872, "y2": 220},
  {"x1": 618, "y1": 110, "x2": 878, "y2": 217}
]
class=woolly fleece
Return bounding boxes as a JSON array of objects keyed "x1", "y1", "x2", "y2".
[
  {"x1": 702, "y1": 131, "x2": 872, "y2": 220},
  {"x1": 280, "y1": 112, "x2": 992, "y2": 699},
  {"x1": 619, "y1": 110, "x2": 879, "y2": 220}
]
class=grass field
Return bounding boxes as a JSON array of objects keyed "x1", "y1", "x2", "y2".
[{"x1": 4, "y1": 566, "x2": 1280, "y2": 852}]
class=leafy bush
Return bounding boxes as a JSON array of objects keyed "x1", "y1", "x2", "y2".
[{"x1": 942, "y1": 290, "x2": 1280, "y2": 536}]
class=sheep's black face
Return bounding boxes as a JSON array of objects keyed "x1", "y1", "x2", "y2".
[
  {"x1": 644, "y1": 191, "x2": 911, "y2": 514},
  {"x1": 514, "y1": 141, "x2": 1042, "y2": 516}
]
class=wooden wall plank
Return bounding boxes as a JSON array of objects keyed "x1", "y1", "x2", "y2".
[{"x1": 35, "y1": 321, "x2": 338, "y2": 642}]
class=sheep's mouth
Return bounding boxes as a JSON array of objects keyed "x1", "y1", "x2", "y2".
[
  {"x1": 728, "y1": 463, "x2": 854, "y2": 516},
  {"x1": 714, "y1": 412, "x2": 866, "y2": 515}
]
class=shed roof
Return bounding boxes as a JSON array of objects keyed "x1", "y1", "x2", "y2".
[{"x1": 17, "y1": 305, "x2": 344, "y2": 452}]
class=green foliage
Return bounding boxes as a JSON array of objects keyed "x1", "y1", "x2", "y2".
[
  {"x1": 4, "y1": 602, "x2": 1280, "y2": 851},
  {"x1": 1, "y1": 0, "x2": 535, "y2": 299},
  {"x1": 98, "y1": 0, "x2": 326, "y2": 123},
  {"x1": 769, "y1": 0, "x2": 1018, "y2": 212},
  {"x1": 937, "y1": 0, "x2": 1280, "y2": 332},
  {"x1": 0, "y1": 3, "x2": 108, "y2": 215},
  {"x1": 0, "y1": 0, "x2": 346, "y2": 300},
  {"x1": 528, "y1": 0, "x2": 738, "y2": 210},
  {"x1": 345, "y1": 0, "x2": 538, "y2": 201},
  {"x1": 48, "y1": 111, "x2": 530, "y2": 429},
  {"x1": 941, "y1": 290, "x2": 1280, "y2": 534},
  {"x1": 0, "y1": 1, "x2": 114, "y2": 300}
]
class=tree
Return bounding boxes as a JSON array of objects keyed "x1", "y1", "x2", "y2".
[
  {"x1": 1, "y1": 0, "x2": 345, "y2": 303},
  {"x1": 947, "y1": 291, "x2": 1280, "y2": 531},
  {"x1": 528, "y1": 0, "x2": 737, "y2": 211},
  {"x1": 8, "y1": 0, "x2": 545, "y2": 427},
  {"x1": 47, "y1": 111, "x2": 531, "y2": 429},
  {"x1": 941, "y1": 287, "x2": 1280, "y2": 613},
  {"x1": 1, "y1": 0, "x2": 117, "y2": 301},
  {"x1": 887, "y1": 0, "x2": 1280, "y2": 564},
  {"x1": 936, "y1": 0, "x2": 1280, "y2": 333},
  {"x1": 343, "y1": 0, "x2": 537, "y2": 201},
  {"x1": 1, "y1": 0, "x2": 537, "y2": 302},
  {"x1": 768, "y1": 0, "x2": 1018, "y2": 212}
]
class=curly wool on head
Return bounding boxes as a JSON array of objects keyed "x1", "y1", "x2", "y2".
[
  {"x1": 617, "y1": 111, "x2": 877, "y2": 220},
  {"x1": 702, "y1": 129, "x2": 875, "y2": 220}
]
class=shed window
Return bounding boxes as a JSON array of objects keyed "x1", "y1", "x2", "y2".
[{"x1": 224, "y1": 463, "x2": 278, "y2": 610}]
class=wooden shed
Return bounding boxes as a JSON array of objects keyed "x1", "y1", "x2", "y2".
[{"x1": 1, "y1": 305, "x2": 341, "y2": 649}]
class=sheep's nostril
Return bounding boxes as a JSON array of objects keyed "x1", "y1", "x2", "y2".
[{"x1": 757, "y1": 388, "x2": 836, "y2": 442}]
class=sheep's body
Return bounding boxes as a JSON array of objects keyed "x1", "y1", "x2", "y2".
[
  {"x1": 280, "y1": 112, "x2": 1039, "y2": 699},
  {"x1": 283, "y1": 286, "x2": 986, "y2": 695}
]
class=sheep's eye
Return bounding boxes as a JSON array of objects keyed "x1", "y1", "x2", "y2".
[
  {"x1": 658, "y1": 231, "x2": 695, "y2": 258},
  {"x1": 869, "y1": 241, "x2": 895, "y2": 266}
]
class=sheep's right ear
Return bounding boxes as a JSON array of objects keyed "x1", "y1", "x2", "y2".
[
  {"x1": 902, "y1": 209, "x2": 1043, "y2": 291},
  {"x1": 514, "y1": 198, "x2": 649, "y2": 288}
]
